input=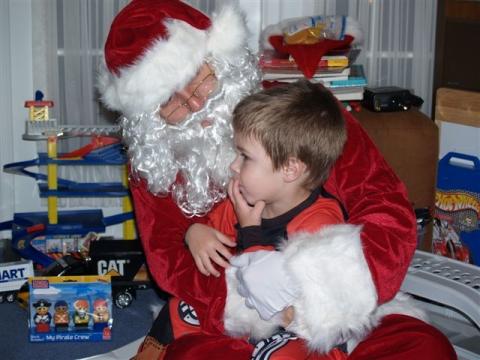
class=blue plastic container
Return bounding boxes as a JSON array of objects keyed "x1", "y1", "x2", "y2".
[{"x1": 435, "y1": 152, "x2": 480, "y2": 265}]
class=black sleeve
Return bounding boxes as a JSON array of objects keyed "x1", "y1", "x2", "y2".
[{"x1": 236, "y1": 225, "x2": 263, "y2": 251}]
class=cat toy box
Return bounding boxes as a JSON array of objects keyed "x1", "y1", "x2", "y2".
[
  {"x1": 28, "y1": 275, "x2": 112, "y2": 342},
  {"x1": 433, "y1": 152, "x2": 480, "y2": 266}
]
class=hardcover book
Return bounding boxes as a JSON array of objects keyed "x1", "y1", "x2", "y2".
[{"x1": 262, "y1": 66, "x2": 351, "y2": 81}]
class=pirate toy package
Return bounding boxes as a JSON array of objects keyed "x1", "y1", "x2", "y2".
[
  {"x1": 434, "y1": 152, "x2": 480, "y2": 265},
  {"x1": 28, "y1": 275, "x2": 112, "y2": 342}
]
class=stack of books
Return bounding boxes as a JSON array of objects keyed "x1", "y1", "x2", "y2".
[
  {"x1": 259, "y1": 47, "x2": 367, "y2": 102},
  {"x1": 324, "y1": 64, "x2": 367, "y2": 101}
]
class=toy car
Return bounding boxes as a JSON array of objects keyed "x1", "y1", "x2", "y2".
[
  {"x1": 43, "y1": 238, "x2": 151, "y2": 308},
  {"x1": 16, "y1": 239, "x2": 151, "y2": 309}
]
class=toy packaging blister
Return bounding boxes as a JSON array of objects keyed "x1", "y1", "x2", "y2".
[
  {"x1": 434, "y1": 152, "x2": 480, "y2": 265},
  {"x1": 28, "y1": 275, "x2": 112, "y2": 342}
]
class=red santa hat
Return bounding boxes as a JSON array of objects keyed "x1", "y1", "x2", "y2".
[{"x1": 98, "y1": 0, "x2": 249, "y2": 117}]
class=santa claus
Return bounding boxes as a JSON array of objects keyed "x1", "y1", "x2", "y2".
[{"x1": 98, "y1": 1, "x2": 455, "y2": 359}]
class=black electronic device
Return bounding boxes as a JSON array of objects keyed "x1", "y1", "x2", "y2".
[{"x1": 362, "y1": 86, "x2": 424, "y2": 112}]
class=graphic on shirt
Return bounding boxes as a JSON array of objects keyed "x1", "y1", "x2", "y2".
[
  {"x1": 178, "y1": 300, "x2": 200, "y2": 326},
  {"x1": 251, "y1": 330, "x2": 298, "y2": 359}
]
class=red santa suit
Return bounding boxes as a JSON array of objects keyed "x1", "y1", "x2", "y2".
[{"x1": 98, "y1": 1, "x2": 456, "y2": 359}]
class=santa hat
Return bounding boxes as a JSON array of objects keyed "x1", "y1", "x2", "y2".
[
  {"x1": 261, "y1": 16, "x2": 363, "y2": 79},
  {"x1": 98, "y1": 0, "x2": 249, "y2": 117}
]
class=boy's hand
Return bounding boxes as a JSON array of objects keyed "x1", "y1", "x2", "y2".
[
  {"x1": 228, "y1": 179, "x2": 265, "y2": 227},
  {"x1": 185, "y1": 223, "x2": 236, "y2": 277}
]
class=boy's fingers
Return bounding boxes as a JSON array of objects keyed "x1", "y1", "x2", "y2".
[
  {"x1": 202, "y1": 254, "x2": 220, "y2": 277},
  {"x1": 232, "y1": 180, "x2": 248, "y2": 208},
  {"x1": 232, "y1": 178, "x2": 241, "y2": 197},
  {"x1": 216, "y1": 245, "x2": 233, "y2": 261},
  {"x1": 253, "y1": 200, "x2": 266, "y2": 216},
  {"x1": 194, "y1": 257, "x2": 209, "y2": 276},
  {"x1": 211, "y1": 252, "x2": 229, "y2": 269},
  {"x1": 217, "y1": 233, "x2": 236, "y2": 247},
  {"x1": 228, "y1": 180, "x2": 236, "y2": 206}
]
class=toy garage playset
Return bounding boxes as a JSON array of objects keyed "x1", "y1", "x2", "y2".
[{"x1": 0, "y1": 92, "x2": 150, "y2": 313}]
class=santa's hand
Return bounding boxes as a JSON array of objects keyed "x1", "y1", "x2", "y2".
[
  {"x1": 228, "y1": 178, "x2": 265, "y2": 227},
  {"x1": 230, "y1": 250, "x2": 300, "y2": 320}
]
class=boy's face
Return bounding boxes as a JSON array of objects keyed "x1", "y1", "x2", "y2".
[{"x1": 230, "y1": 133, "x2": 284, "y2": 206}]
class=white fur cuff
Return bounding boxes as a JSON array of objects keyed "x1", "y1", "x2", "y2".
[{"x1": 283, "y1": 224, "x2": 378, "y2": 353}]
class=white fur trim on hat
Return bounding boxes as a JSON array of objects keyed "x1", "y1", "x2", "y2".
[
  {"x1": 98, "y1": 4, "x2": 249, "y2": 118},
  {"x1": 207, "y1": 4, "x2": 249, "y2": 63}
]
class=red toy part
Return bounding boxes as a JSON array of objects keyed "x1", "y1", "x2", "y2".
[
  {"x1": 433, "y1": 238, "x2": 470, "y2": 263},
  {"x1": 103, "y1": 327, "x2": 112, "y2": 340},
  {"x1": 24, "y1": 100, "x2": 54, "y2": 108},
  {"x1": 59, "y1": 136, "x2": 120, "y2": 159},
  {"x1": 26, "y1": 223, "x2": 46, "y2": 234},
  {"x1": 349, "y1": 101, "x2": 362, "y2": 112},
  {"x1": 36, "y1": 323, "x2": 51, "y2": 333}
]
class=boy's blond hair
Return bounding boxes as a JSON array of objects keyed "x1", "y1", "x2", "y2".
[{"x1": 232, "y1": 80, "x2": 346, "y2": 189}]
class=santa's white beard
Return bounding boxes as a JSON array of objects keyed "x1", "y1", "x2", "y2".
[{"x1": 121, "y1": 52, "x2": 261, "y2": 216}]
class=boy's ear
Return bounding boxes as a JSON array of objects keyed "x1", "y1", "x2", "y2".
[{"x1": 282, "y1": 157, "x2": 308, "y2": 183}]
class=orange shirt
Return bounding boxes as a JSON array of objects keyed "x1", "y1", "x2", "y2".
[{"x1": 206, "y1": 192, "x2": 344, "y2": 251}]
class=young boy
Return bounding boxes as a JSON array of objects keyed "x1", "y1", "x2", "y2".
[{"x1": 186, "y1": 78, "x2": 346, "y2": 278}]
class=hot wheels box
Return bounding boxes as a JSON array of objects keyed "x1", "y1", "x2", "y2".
[
  {"x1": 28, "y1": 275, "x2": 112, "y2": 342},
  {"x1": 434, "y1": 152, "x2": 480, "y2": 265}
]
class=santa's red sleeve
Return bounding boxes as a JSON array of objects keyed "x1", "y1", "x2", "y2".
[
  {"x1": 322, "y1": 110, "x2": 416, "y2": 305},
  {"x1": 128, "y1": 180, "x2": 231, "y2": 334}
]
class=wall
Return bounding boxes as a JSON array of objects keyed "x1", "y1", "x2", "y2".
[{"x1": 0, "y1": 0, "x2": 40, "y2": 237}]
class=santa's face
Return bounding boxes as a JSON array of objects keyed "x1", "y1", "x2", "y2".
[{"x1": 159, "y1": 63, "x2": 218, "y2": 125}]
